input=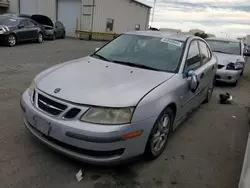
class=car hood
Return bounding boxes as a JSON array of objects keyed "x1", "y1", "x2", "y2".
[
  {"x1": 19, "y1": 14, "x2": 54, "y2": 27},
  {"x1": 213, "y1": 52, "x2": 244, "y2": 65},
  {"x1": 37, "y1": 57, "x2": 175, "y2": 107}
]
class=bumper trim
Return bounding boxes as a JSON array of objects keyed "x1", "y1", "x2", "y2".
[
  {"x1": 65, "y1": 131, "x2": 122, "y2": 143},
  {"x1": 24, "y1": 118, "x2": 126, "y2": 164}
]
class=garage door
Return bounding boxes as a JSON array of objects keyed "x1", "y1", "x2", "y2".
[
  {"x1": 20, "y1": 0, "x2": 37, "y2": 15},
  {"x1": 57, "y1": 0, "x2": 81, "y2": 37}
]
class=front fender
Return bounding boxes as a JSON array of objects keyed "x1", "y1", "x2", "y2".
[{"x1": 132, "y1": 74, "x2": 181, "y2": 123}]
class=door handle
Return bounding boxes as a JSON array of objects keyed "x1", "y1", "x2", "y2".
[{"x1": 200, "y1": 73, "x2": 205, "y2": 79}]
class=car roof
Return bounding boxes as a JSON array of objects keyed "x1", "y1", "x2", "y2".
[
  {"x1": 206, "y1": 37, "x2": 240, "y2": 43},
  {"x1": 0, "y1": 15, "x2": 27, "y2": 21},
  {"x1": 124, "y1": 31, "x2": 193, "y2": 42}
]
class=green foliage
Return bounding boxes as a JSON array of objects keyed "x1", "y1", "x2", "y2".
[{"x1": 194, "y1": 32, "x2": 209, "y2": 39}]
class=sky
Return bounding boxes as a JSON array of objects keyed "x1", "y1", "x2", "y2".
[{"x1": 139, "y1": 0, "x2": 250, "y2": 38}]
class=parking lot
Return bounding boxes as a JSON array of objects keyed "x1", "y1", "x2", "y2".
[{"x1": 1, "y1": 39, "x2": 250, "y2": 188}]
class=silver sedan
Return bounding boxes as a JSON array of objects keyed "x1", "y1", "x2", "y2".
[
  {"x1": 206, "y1": 38, "x2": 250, "y2": 86},
  {"x1": 21, "y1": 31, "x2": 217, "y2": 165}
]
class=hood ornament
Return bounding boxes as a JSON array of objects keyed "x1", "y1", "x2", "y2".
[{"x1": 54, "y1": 88, "x2": 61, "y2": 94}]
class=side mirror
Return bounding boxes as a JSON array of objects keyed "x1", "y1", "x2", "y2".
[
  {"x1": 95, "y1": 48, "x2": 100, "y2": 52},
  {"x1": 188, "y1": 70, "x2": 199, "y2": 93},
  {"x1": 244, "y1": 52, "x2": 250, "y2": 57},
  {"x1": 18, "y1": 24, "x2": 25, "y2": 29}
]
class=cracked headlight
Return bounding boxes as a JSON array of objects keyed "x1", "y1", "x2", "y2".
[
  {"x1": 28, "y1": 80, "x2": 36, "y2": 96},
  {"x1": 81, "y1": 107, "x2": 135, "y2": 125}
]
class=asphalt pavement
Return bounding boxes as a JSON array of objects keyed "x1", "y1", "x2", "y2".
[{"x1": 0, "y1": 39, "x2": 250, "y2": 188}]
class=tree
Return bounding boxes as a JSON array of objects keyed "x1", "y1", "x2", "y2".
[{"x1": 194, "y1": 32, "x2": 209, "y2": 39}]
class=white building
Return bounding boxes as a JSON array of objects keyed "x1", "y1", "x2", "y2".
[{"x1": 7, "y1": 0, "x2": 151, "y2": 37}]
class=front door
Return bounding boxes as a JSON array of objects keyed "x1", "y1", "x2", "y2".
[
  {"x1": 16, "y1": 20, "x2": 29, "y2": 41},
  {"x1": 180, "y1": 40, "x2": 207, "y2": 116}
]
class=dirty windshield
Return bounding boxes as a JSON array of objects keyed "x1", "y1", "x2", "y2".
[
  {"x1": 206, "y1": 40, "x2": 241, "y2": 55},
  {"x1": 93, "y1": 34, "x2": 184, "y2": 72},
  {"x1": 0, "y1": 18, "x2": 18, "y2": 26}
]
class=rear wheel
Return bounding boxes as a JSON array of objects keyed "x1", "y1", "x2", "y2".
[
  {"x1": 204, "y1": 78, "x2": 215, "y2": 103},
  {"x1": 37, "y1": 32, "x2": 43, "y2": 43},
  {"x1": 145, "y1": 107, "x2": 174, "y2": 159},
  {"x1": 7, "y1": 34, "x2": 16, "y2": 47},
  {"x1": 52, "y1": 32, "x2": 56, "y2": 41},
  {"x1": 61, "y1": 31, "x2": 65, "y2": 39}
]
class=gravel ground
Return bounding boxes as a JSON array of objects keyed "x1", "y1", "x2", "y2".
[{"x1": 0, "y1": 39, "x2": 250, "y2": 188}]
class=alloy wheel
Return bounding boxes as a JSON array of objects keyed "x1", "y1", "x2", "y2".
[
  {"x1": 8, "y1": 35, "x2": 16, "y2": 46},
  {"x1": 151, "y1": 114, "x2": 170, "y2": 154}
]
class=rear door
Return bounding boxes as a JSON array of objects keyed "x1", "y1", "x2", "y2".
[
  {"x1": 16, "y1": 20, "x2": 29, "y2": 41},
  {"x1": 26, "y1": 20, "x2": 38, "y2": 39}
]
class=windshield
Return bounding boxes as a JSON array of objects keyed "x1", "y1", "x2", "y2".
[
  {"x1": 0, "y1": 18, "x2": 18, "y2": 26},
  {"x1": 206, "y1": 40, "x2": 241, "y2": 55},
  {"x1": 92, "y1": 34, "x2": 185, "y2": 72}
]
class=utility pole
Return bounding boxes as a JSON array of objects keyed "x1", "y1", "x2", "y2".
[{"x1": 151, "y1": 0, "x2": 156, "y2": 24}]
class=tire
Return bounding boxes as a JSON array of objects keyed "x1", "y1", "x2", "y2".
[
  {"x1": 232, "y1": 80, "x2": 238, "y2": 87},
  {"x1": 52, "y1": 32, "x2": 56, "y2": 41},
  {"x1": 240, "y1": 67, "x2": 244, "y2": 76},
  {"x1": 37, "y1": 32, "x2": 43, "y2": 43},
  {"x1": 7, "y1": 34, "x2": 16, "y2": 47},
  {"x1": 203, "y1": 78, "x2": 215, "y2": 103},
  {"x1": 61, "y1": 31, "x2": 65, "y2": 39},
  {"x1": 145, "y1": 107, "x2": 174, "y2": 159}
]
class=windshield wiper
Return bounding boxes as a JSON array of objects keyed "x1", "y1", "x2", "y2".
[
  {"x1": 111, "y1": 60, "x2": 161, "y2": 71},
  {"x1": 91, "y1": 54, "x2": 110, "y2": 62}
]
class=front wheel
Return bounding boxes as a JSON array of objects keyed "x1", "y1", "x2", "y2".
[
  {"x1": 7, "y1": 34, "x2": 16, "y2": 47},
  {"x1": 145, "y1": 107, "x2": 174, "y2": 159},
  {"x1": 37, "y1": 32, "x2": 43, "y2": 43}
]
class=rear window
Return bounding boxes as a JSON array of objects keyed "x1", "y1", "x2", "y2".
[{"x1": 0, "y1": 18, "x2": 18, "y2": 26}]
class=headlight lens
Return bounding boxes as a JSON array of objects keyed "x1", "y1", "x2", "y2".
[
  {"x1": 226, "y1": 62, "x2": 243, "y2": 70},
  {"x1": 28, "y1": 80, "x2": 36, "y2": 96},
  {"x1": 81, "y1": 107, "x2": 135, "y2": 125}
]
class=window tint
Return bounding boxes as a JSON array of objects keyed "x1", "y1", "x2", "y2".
[
  {"x1": 198, "y1": 41, "x2": 210, "y2": 64},
  {"x1": 94, "y1": 34, "x2": 185, "y2": 72},
  {"x1": 186, "y1": 41, "x2": 201, "y2": 70},
  {"x1": 19, "y1": 20, "x2": 28, "y2": 27},
  {"x1": 27, "y1": 20, "x2": 35, "y2": 27}
]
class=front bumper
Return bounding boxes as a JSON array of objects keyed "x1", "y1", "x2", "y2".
[
  {"x1": 215, "y1": 68, "x2": 241, "y2": 83},
  {"x1": 21, "y1": 90, "x2": 156, "y2": 165}
]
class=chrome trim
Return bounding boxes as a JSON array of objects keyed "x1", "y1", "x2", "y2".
[{"x1": 38, "y1": 99, "x2": 64, "y2": 112}]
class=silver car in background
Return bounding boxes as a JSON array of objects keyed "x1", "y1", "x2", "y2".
[
  {"x1": 206, "y1": 38, "x2": 250, "y2": 86},
  {"x1": 21, "y1": 31, "x2": 217, "y2": 165}
]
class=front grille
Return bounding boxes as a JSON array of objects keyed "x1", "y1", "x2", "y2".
[
  {"x1": 64, "y1": 108, "x2": 81, "y2": 119},
  {"x1": 37, "y1": 94, "x2": 67, "y2": 116},
  {"x1": 218, "y1": 64, "x2": 225, "y2": 69}
]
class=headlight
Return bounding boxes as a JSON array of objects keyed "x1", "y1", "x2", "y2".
[
  {"x1": 81, "y1": 107, "x2": 135, "y2": 125},
  {"x1": 0, "y1": 30, "x2": 4, "y2": 34},
  {"x1": 28, "y1": 80, "x2": 36, "y2": 96},
  {"x1": 226, "y1": 62, "x2": 243, "y2": 70}
]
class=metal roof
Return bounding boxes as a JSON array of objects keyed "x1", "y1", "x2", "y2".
[
  {"x1": 206, "y1": 37, "x2": 240, "y2": 43},
  {"x1": 125, "y1": 30, "x2": 192, "y2": 41},
  {"x1": 131, "y1": 0, "x2": 152, "y2": 8}
]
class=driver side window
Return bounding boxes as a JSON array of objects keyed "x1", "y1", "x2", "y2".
[{"x1": 186, "y1": 41, "x2": 201, "y2": 71}]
